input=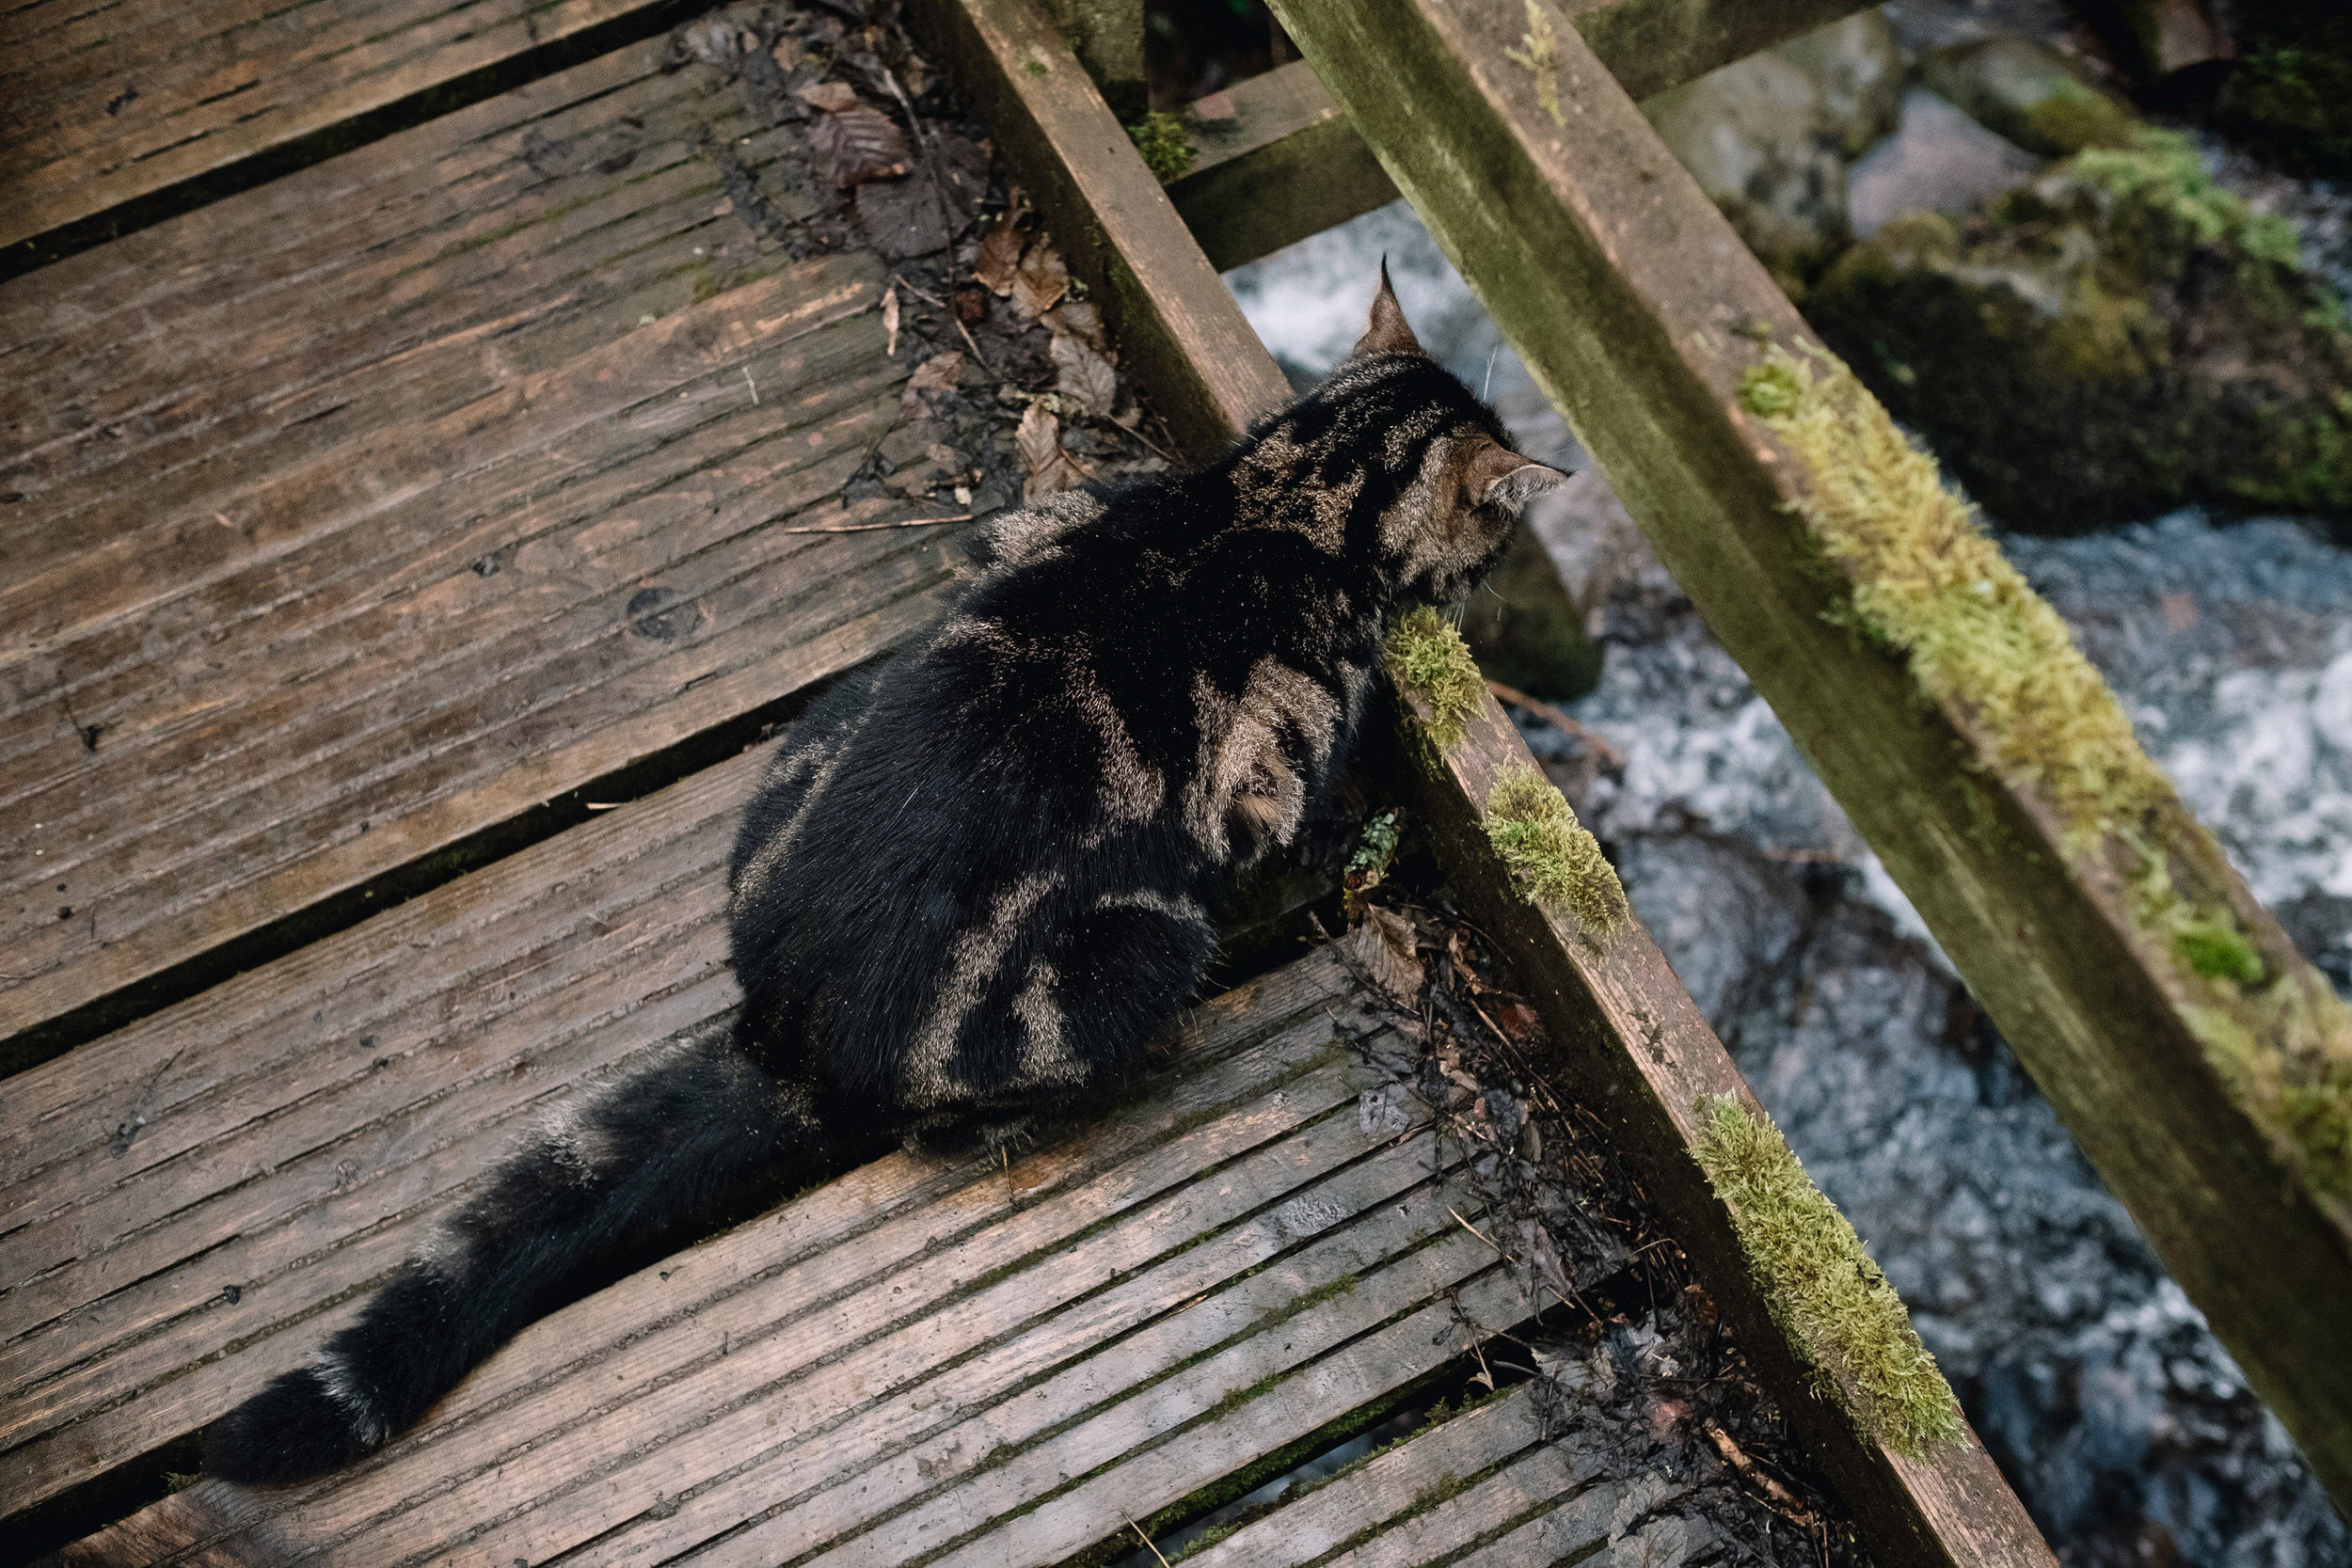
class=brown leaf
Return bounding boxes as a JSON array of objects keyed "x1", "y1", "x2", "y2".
[
  {"x1": 796, "y1": 81, "x2": 860, "y2": 113},
  {"x1": 1016, "y1": 403, "x2": 1092, "y2": 500},
  {"x1": 1348, "y1": 906, "x2": 1424, "y2": 1006},
  {"x1": 771, "y1": 36, "x2": 803, "y2": 71},
  {"x1": 952, "y1": 282, "x2": 989, "y2": 324},
  {"x1": 1050, "y1": 332, "x2": 1119, "y2": 420},
  {"x1": 881, "y1": 283, "x2": 900, "y2": 357},
  {"x1": 974, "y1": 214, "x2": 1024, "y2": 294},
  {"x1": 1009, "y1": 243, "x2": 1069, "y2": 319},
  {"x1": 807, "y1": 103, "x2": 908, "y2": 188},
  {"x1": 906, "y1": 349, "x2": 964, "y2": 397},
  {"x1": 1042, "y1": 298, "x2": 1104, "y2": 349}
]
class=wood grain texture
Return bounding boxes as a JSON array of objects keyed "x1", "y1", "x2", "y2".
[
  {"x1": 974, "y1": 9, "x2": 2052, "y2": 1553},
  {"x1": 43, "y1": 947, "x2": 1550, "y2": 1566},
  {"x1": 0, "y1": 39, "x2": 964, "y2": 1051},
  {"x1": 1168, "y1": 1, "x2": 1878, "y2": 274},
  {"x1": 1391, "y1": 685, "x2": 2056, "y2": 1568},
  {"x1": 899, "y1": 0, "x2": 1290, "y2": 456},
  {"x1": 1268, "y1": 0, "x2": 2352, "y2": 1512},
  {"x1": 0, "y1": 0, "x2": 684, "y2": 251}
]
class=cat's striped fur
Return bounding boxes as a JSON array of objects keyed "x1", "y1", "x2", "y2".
[{"x1": 203, "y1": 270, "x2": 1565, "y2": 1484}]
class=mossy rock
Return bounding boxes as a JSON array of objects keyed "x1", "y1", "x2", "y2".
[
  {"x1": 1807, "y1": 131, "x2": 2352, "y2": 532},
  {"x1": 1459, "y1": 526, "x2": 1601, "y2": 701},
  {"x1": 1917, "y1": 36, "x2": 2138, "y2": 157}
]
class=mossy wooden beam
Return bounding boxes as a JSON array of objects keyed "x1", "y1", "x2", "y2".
[
  {"x1": 1384, "y1": 681, "x2": 2051, "y2": 1568},
  {"x1": 1167, "y1": 0, "x2": 1875, "y2": 272},
  {"x1": 900, "y1": 0, "x2": 1289, "y2": 455},
  {"x1": 1266, "y1": 0, "x2": 2352, "y2": 1510},
  {"x1": 915, "y1": 5, "x2": 2052, "y2": 1557}
]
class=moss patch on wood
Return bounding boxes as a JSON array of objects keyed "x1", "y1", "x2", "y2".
[
  {"x1": 1482, "y1": 763, "x2": 1629, "y2": 939},
  {"x1": 1126, "y1": 112, "x2": 1196, "y2": 182},
  {"x1": 1692, "y1": 1095, "x2": 1964, "y2": 1456},
  {"x1": 1383, "y1": 606, "x2": 1485, "y2": 752},
  {"x1": 1739, "y1": 340, "x2": 2352, "y2": 1212}
]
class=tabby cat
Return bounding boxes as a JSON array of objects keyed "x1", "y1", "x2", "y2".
[{"x1": 203, "y1": 268, "x2": 1565, "y2": 1483}]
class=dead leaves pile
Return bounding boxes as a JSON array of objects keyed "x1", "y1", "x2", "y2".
[
  {"x1": 801, "y1": 83, "x2": 907, "y2": 188},
  {"x1": 972, "y1": 210, "x2": 1138, "y2": 499}
]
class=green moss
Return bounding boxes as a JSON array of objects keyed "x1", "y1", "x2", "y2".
[
  {"x1": 2070, "y1": 130, "x2": 2307, "y2": 277},
  {"x1": 2018, "y1": 82, "x2": 2137, "y2": 155},
  {"x1": 1125, "y1": 112, "x2": 1196, "y2": 182},
  {"x1": 2176, "y1": 919, "x2": 2267, "y2": 986},
  {"x1": 1692, "y1": 1096, "x2": 1964, "y2": 1456},
  {"x1": 1383, "y1": 606, "x2": 1485, "y2": 752},
  {"x1": 1741, "y1": 339, "x2": 2352, "y2": 1212},
  {"x1": 1482, "y1": 764, "x2": 1629, "y2": 939}
]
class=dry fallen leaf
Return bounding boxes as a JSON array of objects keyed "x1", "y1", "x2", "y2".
[
  {"x1": 1348, "y1": 905, "x2": 1424, "y2": 1006},
  {"x1": 1050, "y1": 332, "x2": 1119, "y2": 419},
  {"x1": 906, "y1": 349, "x2": 964, "y2": 398},
  {"x1": 1009, "y1": 242, "x2": 1069, "y2": 319},
  {"x1": 771, "y1": 35, "x2": 803, "y2": 71},
  {"x1": 1016, "y1": 403, "x2": 1092, "y2": 500},
  {"x1": 881, "y1": 283, "x2": 899, "y2": 357},
  {"x1": 807, "y1": 103, "x2": 909, "y2": 187},
  {"x1": 796, "y1": 81, "x2": 860, "y2": 113},
  {"x1": 974, "y1": 214, "x2": 1024, "y2": 295},
  {"x1": 1042, "y1": 297, "x2": 1104, "y2": 349}
]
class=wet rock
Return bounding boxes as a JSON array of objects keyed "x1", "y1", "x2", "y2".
[
  {"x1": 1640, "y1": 9, "x2": 1901, "y2": 281},
  {"x1": 1846, "y1": 87, "x2": 2044, "y2": 236},
  {"x1": 1810, "y1": 132, "x2": 2352, "y2": 532},
  {"x1": 1918, "y1": 35, "x2": 2139, "y2": 155}
]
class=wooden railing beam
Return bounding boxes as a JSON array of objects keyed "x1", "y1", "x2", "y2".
[
  {"x1": 1265, "y1": 0, "x2": 2352, "y2": 1510},
  {"x1": 1168, "y1": 0, "x2": 1878, "y2": 272},
  {"x1": 899, "y1": 2, "x2": 2057, "y2": 1559}
]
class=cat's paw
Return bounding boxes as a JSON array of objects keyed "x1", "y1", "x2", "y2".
[{"x1": 203, "y1": 1363, "x2": 387, "y2": 1485}]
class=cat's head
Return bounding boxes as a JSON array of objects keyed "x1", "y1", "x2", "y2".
[{"x1": 1286, "y1": 264, "x2": 1568, "y2": 607}]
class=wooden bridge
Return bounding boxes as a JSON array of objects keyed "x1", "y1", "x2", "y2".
[{"x1": 2, "y1": 0, "x2": 2344, "y2": 1562}]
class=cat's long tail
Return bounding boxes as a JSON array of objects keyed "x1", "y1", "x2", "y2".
[{"x1": 203, "y1": 1032, "x2": 827, "y2": 1485}]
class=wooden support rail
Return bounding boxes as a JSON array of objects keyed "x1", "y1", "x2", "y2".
[
  {"x1": 1168, "y1": 0, "x2": 1876, "y2": 272},
  {"x1": 1264, "y1": 0, "x2": 2352, "y2": 1510},
  {"x1": 903, "y1": 2, "x2": 2055, "y2": 1561}
]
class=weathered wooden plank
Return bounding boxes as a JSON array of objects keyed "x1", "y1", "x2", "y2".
[
  {"x1": 0, "y1": 0, "x2": 691, "y2": 254},
  {"x1": 944, "y1": 0, "x2": 2054, "y2": 1557},
  {"x1": 0, "y1": 40, "x2": 969, "y2": 1055},
  {"x1": 1268, "y1": 0, "x2": 2352, "y2": 1513},
  {"x1": 1039, "y1": 0, "x2": 1147, "y2": 120},
  {"x1": 1167, "y1": 2, "x2": 1877, "y2": 273},
  {"x1": 899, "y1": 0, "x2": 1291, "y2": 454},
  {"x1": 1166, "y1": 61, "x2": 1401, "y2": 274},
  {"x1": 1179, "y1": 1385, "x2": 1611, "y2": 1568},
  {"x1": 43, "y1": 947, "x2": 1516, "y2": 1566},
  {"x1": 0, "y1": 709, "x2": 1366, "y2": 1523}
]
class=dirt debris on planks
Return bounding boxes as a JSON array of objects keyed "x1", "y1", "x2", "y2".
[
  {"x1": 672, "y1": 0, "x2": 1168, "y2": 520},
  {"x1": 1323, "y1": 820, "x2": 1871, "y2": 1566}
]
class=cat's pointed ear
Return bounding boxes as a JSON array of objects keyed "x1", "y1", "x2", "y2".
[
  {"x1": 1353, "y1": 260, "x2": 1425, "y2": 358},
  {"x1": 1463, "y1": 440, "x2": 1569, "y2": 509}
]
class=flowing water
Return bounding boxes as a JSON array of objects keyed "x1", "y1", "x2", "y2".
[{"x1": 1228, "y1": 202, "x2": 2352, "y2": 1565}]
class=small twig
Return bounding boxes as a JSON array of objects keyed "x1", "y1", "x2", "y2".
[
  {"x1": 892, "y1": 271, "x2": 946, "y2": 308},
  {"x1": 742, "y1": 365, "x2": 760, "y2": 405},
  {"x1": 950, "y1": 311, "x2": 993, "y2": 373},
  {"x1": 1703, "y1": 1418, "x2": 1816, "y2": 1527},
  {"x1": 780, "y1": 513, "x2": 974, "y2": 533},
  {"x1": 1447, "y1": 1206, "x2": 1505, "y2": 1256},
  {"x1": 1484, "y1": 677, "x2": 1625, "y2": 768},
  {"x1": 1124, "y1": 1514, "x2": 1172, "y2": 1568},
  {"x1": 1116, "y1": 416, "x2": 1177, "y2": 463}
]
